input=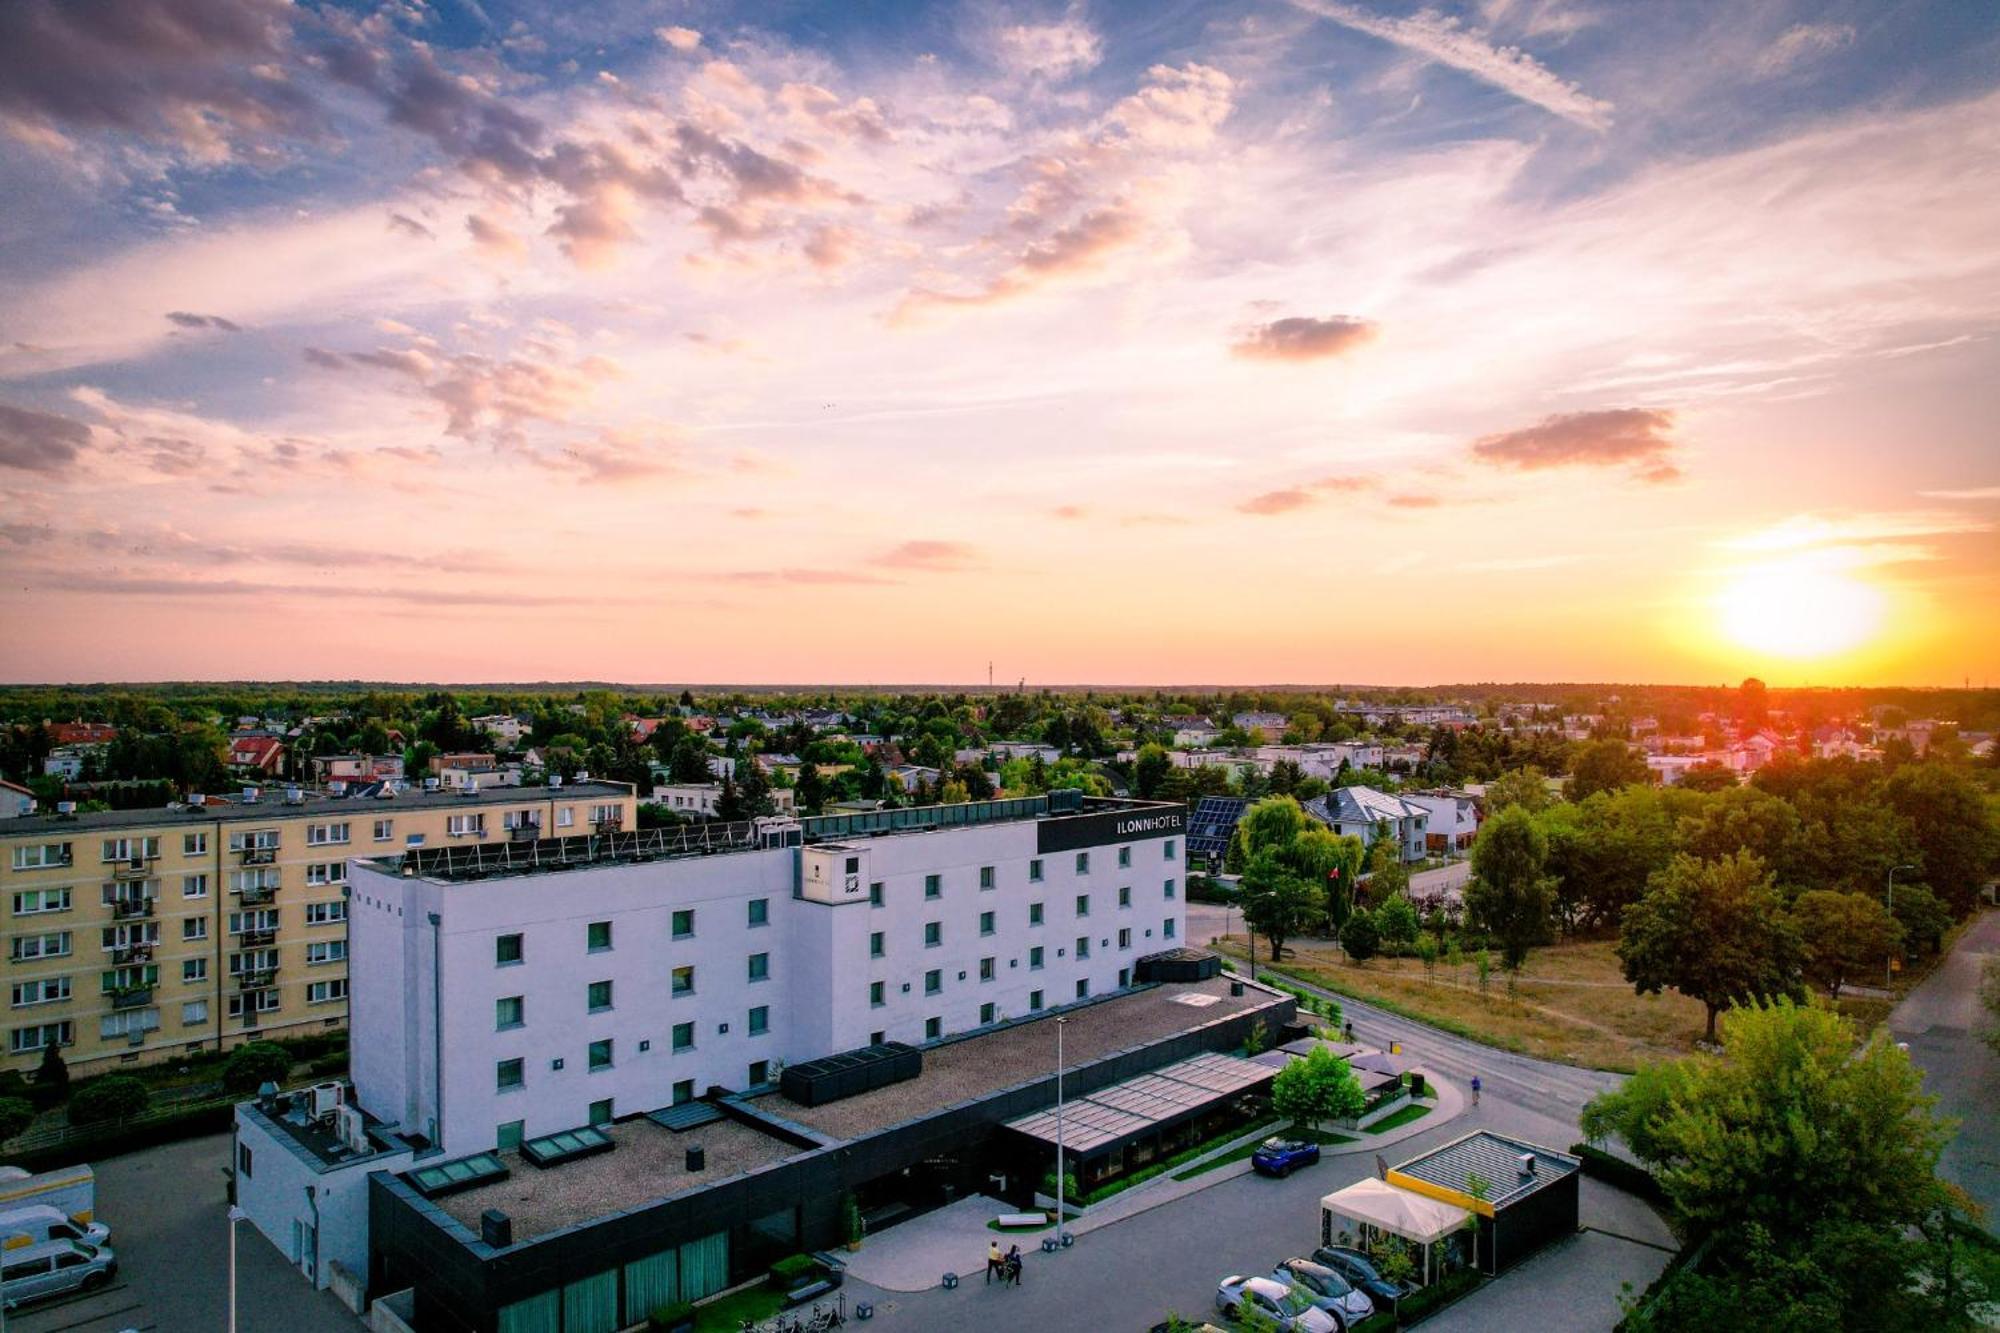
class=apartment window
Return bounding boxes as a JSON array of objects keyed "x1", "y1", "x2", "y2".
[
  {"x1": 672, "y1": 1078, "x2": 695, "y2": 1105},
  {"x1": 1164, "y1": 918, "x2": 1177, "y2": 939},
  {"x1": 979, "y1": 910, "x2": 995, "y2": 937},
  {"x1": 496, "y1": 996, "x2": 525, "y2": 1030},
  {"x1": 1029, "y1": 902, "x2": 1044, "y2": 926},
  {"x1": 373, "y1": 819, "x2": 395, "y2": 842},
  {"x1": 589, "y1": 803, "x2": 620, "y2": 825},
  {"x1": 748, "y1": 1060, "x2": 769, "y2": 1087},
  {"x1": 980, "y1": 1002, "x2": 996, "y2": 1026},
  {"x1": 1029, "y1": 990, "x2": 1044, "y2": 1012},
  {"x1": 305, "y1": 863, "x2": 347, "y2": 886},
  {"x1": 227, "y1": 950, "x2": 278, "y2": 978},
  {"x1": 672, "y1": 965, "x2": 695, "y2": 996},
  {"x1": 747, "y1": 898, "x2": 769, "y2": 927},
  {"x1": 183, "y1": 874, "x2": 209, "y2": 900},
  {"x1": 9, "y1": 1022, "x2": 71, "y2": 1054},
  {"x1": 672, "y1": 1022, "x2": 694, "y2": 1052},
  {"x1": 11, "y1": 843, "x2": 70, "y2": 870},
  {"x1": 498, "y1": 1120, "x2": 525, "y2": 1152},
  {"x1": 1075, "y1": 894, "x2": 1090, "y2": 918},
  {"x1": 497, "y1": 1058, "x2": 525, "y2": 1091},
  {"x1": 748, "y1": 1005, "x2": 769, "y2": 1036},
  {"x1": 1030, "y1": 946, "x2": 1044, "y2": 970},
  {"x1": 924, "y1": 969, "x2": 942, "y2": 996},
  {"x1": 1118, "y1": 886, "x2": 1131, "y2": 908},
  {"x1": 227, "y1": 908, "x2": 279, "y2": 935},
  {"x1": 1075, "y1": 979, "x2": 1090, "y2": 999},
  {"x1": 496, "y1": 934, "x2": 524, "y2": 966},
  {"x1": 1118, "y1": 846, "x2": 1132, "y2": 868},
  {"x1": 1164, "y1": 878, "x2": 1177, "y2": 900},
  {"x1": 182, "y1": 917, "x2": 208, "y2": 942},
  {"x1": 11, "y1": 888, "x2": 70, "y2": 916},
  {"x1": 588, "y1": 1098, "x2": 614, "y2": 1127},
  {"x1": 183, "y1": 833, "x2": 208, "y2": 856},
  {"x1": 925, "y1": 1016, "x2": 942, "y2": 1040},
  {"x1": 306, "y1": 940, "x2": 346, "y2": 965},
  {"x1": 587, "y1": 921, "x2": 612, "y2": 952},
  {"x1": 182, "y1": 1000, "x2": 209, "y2": 1026},
  {"x1": 979, "y1": 866, "x2": 995, "y2": 890},
  {"x1": 1075, "y1": 936, "x2": 1090, "y2": 960},
  {"x1": 588, "y1": 1039, "x2": 613, "y2": 1072},
  {"x1": 588, "y1": 980, "x2": 613, "y2": 1013},
  {"x1": 305, "y1": 901, "x2": 345, "y2": 926},
  {"x1": 305, "y1": 822, "x2": 350, "y2": 846},
  {"x1": 741, "y1": 953, "x2": 768, "y2": 986},
  {"x1": 557, "y1": 808, "x2": 575, "y2": 829},
  {"x1": 446, "y1": 813, "x2": 486, "y2": 837},
  {"x1": 870, "y1": 981, "x2": 885, "y2": 1008},
  {"x1": 1165, "y1": 839, "x2": 1177, "y2": 860},
  {"x1": 979, "y1": 956, "x2": 995, "y2": 982},
  {"x1": 10, "y1": 977, "x2": 70, "y2": 1008},
  {"x1": 228, "y1": 831, "x2": 278, "y2": 854},
  {"x1": 183, "y1": 958, "x2": 207, "y2": 984},
  {"x1": 1118, "y1": 928, "x2": 1132, "y2": 950},
  {"x1": 1029, "y1": 859, "x2": 1043, "y2": 883},
  {"x1": 308, "y1": 979, "x2": 348, "y2": 1004},
  {"x1": 228, "y1": 991, "x2": 280, "y2": 1018},
  {"x1": 924, "y1": 874, "x2": 941, "y2": 900},
  {"x1": 869, "y1": 931, "x2": 885, "y2": 959},
  {"x1": 238, "y1": 1142, "x2": 253, "y2": 1180},
  {"x1": 1075, "y1": 852, "x2": 1089, "y2": 874},
  {"x1": 101, "y1": 837, "x2": 160, "y2": 864},
  {"x1": 924, "y1": 921, "x2": 941, "y2": 948},
  {"x1": 671, "y1": 909, "x2": 695, "y2": 939},
  {"x1": 869, "y1": 881, "x2": 884, "y2": 907},
  {"x1": 10, "y1": 932, "x2": 71, "y2": 962}
]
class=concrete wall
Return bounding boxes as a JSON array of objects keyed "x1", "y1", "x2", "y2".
[{"x1": 233, "y1": 1105, "x2": 414, "y2": 1292}]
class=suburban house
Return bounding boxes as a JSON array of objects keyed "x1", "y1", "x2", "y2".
[
  {"x1": 1303, "y1": 786, "x2": 1430, "y2": 862},
  {"x1": 1403, "y1": 790, "x2": 1480, "y2": 853},
  {"x1": 229, "y1": 735, "x2": 288, "y2": 775},
  {"x1": 0, "y1": 779, "x2": 34, "y2": 819}
]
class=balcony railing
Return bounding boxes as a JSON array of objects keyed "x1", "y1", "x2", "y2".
[
  {"x1": 235, "y1": 928, "x2": 277, "y2": 948},
  {"x1": 509, "y1": 824, "x2": 541, "y2": 842},
  {"x1": 110, "y1": 898, "x2": 154, "y2": 920},
  {"x1": 236, "y1": 969, "x2": 277, "y2": 991},
  {"x1": 111, "y1": 859, "x2": 153, "y2": 881},
  {"x1": 109, "y1": 986, "x2": 152, "y2": 1010},
  {"x1": 593, "y1": 818, "x2": 622, "y2": 833},
  {"x1": 112, "y1": 944, "x2": 154, "y2": 966},
  {"x1": 236, "y1": 883, "x2": 278, "y2": 905},
  {"x1": 238, "y1": 846, "x2": 277, "y2": 865}
]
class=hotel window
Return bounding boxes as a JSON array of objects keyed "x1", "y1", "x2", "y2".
[
  {"x1": 588, "y1": 1039, "x2": 613, "y2": 1072},
  {"x1": 183, "y1": 833, "x2": 208, "y2": 856},
  {"x1": 1164, "y1": 839, "x2": 1176, "y2": 860},
  {"x1": 979, "y1": 866, "x2": 995, "y2": 890},
  {"x1": 305, "y1": 901, "x2": 345, "y2": 926},
  {"x1": 306, "y1": 822, "x2": 350, "y2": 846},
  {"x1": 1118, "y1": 928, "x2": 1132, "y2": 950},
  {"x1": 979, "y1": 956, "x2": 995, "y2": 982},
  {"x1": 1075, "y1": 979, "x2": 1090, "y2": 999},
  {"x1": 869, "y1": 1030, "x2": 885, "y2": 1046},
  {"x1": 589, "y1": 1098, "x2": 614, "y2": 1127},
  {"x1": 183, "y1": 874, "x2": 208, "y2": 899},
  {"x1": 306, "y1": 940, "x2": 346, "y2": 965},
  {"x1": 870, "y1": 931, "x2": 885, "y2": 958},
  {"x1": 672, "y1": 966, "x2": 695, "y2": 996},
  {"x1": 373, "y1": 819, "x2": 394, "y2": 842},
  {"x1": 1029, "y1": 990, "x2": 1044, "y2": 1012},
  {"x1": 924, "y1": 874, "x2": 941, "y2": 900},
  {"x1": 672, "y1": 1022, "x2": 694, "y2": 1052},
  {"x1": 496, "y1": 934, "x2": 524, "y2": 966},
  {"x1": 1075, "y1": 936, "x2": 1090, "y2": 960},
  {"x1": 1075, "y1": 894, "x2": 1090, "y2": 918},
  {"x1": 748, "y1": 1005, "x2": 769, "y2": 1035},
  {"x1": 1029, "y1": 902, "x2": 1044, "y2": 926},
  {"x1": 980, "y1": 1002, "x2": 996, "y2": 1026},
  {"x1": 924, "y1": 921, "x2": 941, "y2": 948},
  {"x1": 10, "y1": 977, "x2": 70, "y2": 1007},
  {"x1": 672, "y1": 909, "x2": 695, "y2": 939},
  {"x1": 11, "y1": 888, "x2": 70, "y2": 916},
  {"x1": 1030, "y1": 946, "x2": 1044, "y2": 970},
  {"x1": 869, "y1": 881, "x2": 884, "y2": 907},
  {"x1": 924, "y1": 969, "x2": 942, "y2": 995},
  {"x1": 497, "y1": 1058, "x2": 525, "y2": 1091},
  {"x1": 588, "y1": 980, "x2": 613, "y2": 1013},
  {"x1": 1029, "y1": 859, "x2": 1043, "y2": 883},
  {"x1": 747, "y1": 952, "x2": 769, "y2": 982},
  {"x1": 673, "y1": 1078, "x2": 695, "y2": 1104},
  {"x1": 979, "y1": 911, "x2": 995, "y2": 937},
  {"x1": 183, "y1": 999, "x2": 209, "y2": 1026},
  {"x1": 182, "y1": 917, "x2": 207, "y2": 942},
  {"x1": 184, "y1": 958, "x2": 207, "y2": 984},
  {"x1": 587, "y1": 920, "x2": 612, "y2": 952},
  {"x1": 1164, "y1": 878, "x2": 1176, "y2": 900},
  {"x1": 1075, "y1": 852, "x2": 1089, "y2": 874},
  {"x1": 11, "y1": 843, "x2": 71, "y2": 870},
  {"x1": 496, "y1": 996, "x2": 524, "y2": 1030},
  {"x1": 1118, "y1": 847, "x2": 1131, "y2": 868},
  {"x1": 498, "y1": 1120, "x2": 525, "y2": 1152},
  {"x1": 925, "y1": 1016, "x2": 942, "y2": 1040},
  {"x1": 870, "y1": 981, "x2": 885, "y2": 1008},
  {"x1": 308, "y1": 979, "x2": 348, "y2": 1004},
  {"x1": 1164, "y1": 919, "x2": 1177, "y2": 939},
  {"x1": 747, "y1": 898, "x2": 769, "y2": 927}
]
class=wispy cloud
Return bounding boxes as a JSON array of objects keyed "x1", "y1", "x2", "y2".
[
  {"x1": 1756, "y1": 23, "x2": 1856, "y2": 78},
  {"x1": 875, "y1": 540, "x2": 980, "y2": 571},
  {"x1": 1231, "y1": 315, "x2": 1378, "y2": 361},
  {"x1": 0, "y1": 401, "x2": 92, "y2": 474},
  {"x1": 1918, "y1": 485, "x2": 2000, "y2": 502},
  {"x1": 1470, "y1": 408, "x2": 1680, "y2": 482}
]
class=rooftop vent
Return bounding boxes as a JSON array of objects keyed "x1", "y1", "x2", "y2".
[
  {"x1": 549, "y1": 774, "x2": 563, "y2": 789},
  {"x1": 1517, "y1": 1152, "x2": 1537, "y2": 1176},
  {"x1": 423, "y1": 777, "x2": 440, "y2": 792},
  {"x1": 328, "y1": 781, "x2": 346, "y2": 797},
  {"x1": 242, "y1": 786, "x2": 260, "y2": 804},
  {"x1": 576, "y1": 770, "x2": 589, "y2": 782},
  {"x1": 685, "y1": 1144, "x2": 705, "y2": 1173},
  {"x1": 55, "y1": 801, "x2": 77, "y2": 818},
  {"x1": 190, "y1": 792, "x2": 206, "y2": 807},
  {"x1": 480, "y1": 1209, "x2": 513, "y2": 1248},
  {"x1": 285, "y1": 786, "x2": 305, "y2": 805}
]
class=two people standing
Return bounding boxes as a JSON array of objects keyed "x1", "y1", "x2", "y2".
[{"x1": 986, "y1": 1241, "x2": 1024, "y2": 1287}]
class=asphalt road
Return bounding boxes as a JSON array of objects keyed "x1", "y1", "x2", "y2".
[{"x1": 1890, "y1": 909, "x2": 2000, "y2": 1233}]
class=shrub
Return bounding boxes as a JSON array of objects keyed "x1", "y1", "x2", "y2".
[
  {"x1": 647, "y1": 1300, "x2": 695, "y2": 1330},
  {"x1": 1039, "y1": 1170, "x2": 1080, "y2": 1200},
  {"x1": 1570, "y1": 1141, "x2": 1667, "y2": 1204},
  {"x1": 222, "y1": 1042, "x2": 293, "y2": 1094},
  {"x1": 1340, "y1": 911, "x2": 1380, "y2": 963},
  {"x1": 30, "y1": 1045, "x2": 70, "y2": 1110},
  {"x1": 68, "y1": 1076, "x2": 150, "y2": 1126},
  {"x1": 768, "y1": 1253, "x2": 820, "y2": 1288},
  {"x1": 305, "y1": 1053, "x2": 349, "y2": 1078},
  {"x1": 0, "y1": 1097, "x2": 36, "y2": 1143}
]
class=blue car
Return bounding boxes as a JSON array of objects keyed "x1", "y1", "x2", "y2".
[{"x1": 1251, "y1": 1136, "x2": 1321, "y2": 1177}]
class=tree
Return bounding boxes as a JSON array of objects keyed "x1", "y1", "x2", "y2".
[
  {"x1": 222, "y1": 1041, "x2": 294, "y2": 1095},
  {"x1": 1616, "y1": 852, "x2": 1800, "y2": 1042},
  {"x1": 1294, "y1": 830, "x2": 1366, "y2": 933},
  {"x1": 1482, "y1": 766, "x2": 1553, "y2": 815},
  {"x1": 1891, "y1": 881, "x2": 1953, "y2": 957},
  {"x1": 1793, "y1": 890, "x2": 1902, "y2": 1000},
  {"x1": 1133, "y1": 743, "x2": 1172, "y2": 800},
  {"x1": 1885, "y1": 762, "x2": 2000, "y2": 916},
  {"x1": 67, "y1": 1075, "x2": 150, "y2": 1125},
  {"x1": 31, "y1": 1043, "x2": 69, "y2": 1109},
  {"x1": 1677, "y1": 762, "x2": 1738, "y2": 793},
  {"x1": 795, "y1": 761, "x2": 828, "y2": 815},
  {"x1": 1982, "y1": 956, "x2": 2000, "y2": 1057},
  {"x1": 1465, "y1": 806, "x2": 1554, "y2": 969},
  {"x1": 1374, "y1": 894, "x2": 1420, "y2": 954},
  {"x1": 1239, "y1": 849, "x2": 1320, "y2": 963},
  {"x1": 1270, "y1": 1046, "x2": 1366, "y2": 1134},
  {"x1": 1339, "y1": 910, "x2": 1380, "y2": 963},
  {"x1": 1564, "y1": 739, "x2": 1649, "y2": 801},
  {"x1": 1363, "y1": 826, "x2": 1410, "y2": 901},
  {"x1": 0, "y1": 1097, "x2": 35, "y2": 1143},
  {"x1": 1238, "y1": 796, "x2": 1307, "y2": 860}
]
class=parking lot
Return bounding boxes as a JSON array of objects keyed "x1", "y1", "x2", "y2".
[{"x1": 9, "y1": 1133, "x2": 358, "y2": 1333}]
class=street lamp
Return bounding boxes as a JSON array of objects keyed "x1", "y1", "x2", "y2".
[
  {"x1": 227, "y1": 1204, "x2": 246, "y2": 1333},
  {"x1": 1886, "y1": 864, "x2": 1916, "y2": 991},
  {"x1": 1054, "y1": 1016, "x2": 1069, "y2": 1248}
]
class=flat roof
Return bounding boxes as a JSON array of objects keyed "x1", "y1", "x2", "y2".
[
  {"x1": 1, "y1": 780, "x2": 635, "y2": 835},
  {"x1": 434, "y1": 1114, "x2": 807, "y2": 1244},
  {"x1": 238, "y1": 1093, "x2": 413, "y2": 1173},
  {"x1": 1004, "y1": 1051, "x2": 1273, "y2": 1154},
  {"x1": 1392, "y1": 1131, "x2": 1580, "y2": 1209},
  {"x1": 773, "y1": 974, "x2": 1279, "y2": 1141}
]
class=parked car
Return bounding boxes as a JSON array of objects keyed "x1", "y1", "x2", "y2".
[
  {"x1": 0, "y1": 1204, "x2": 111, "y2": 1250},
  {"x1": 1251, "y1": 1137, "x2": 1322, "y2": 1178},
  {"x1": 1215, "y1": 1274, "x2": 1340, "y2": 1332},
  {"x1": 0, "y1": 1239, "x2": 115, "y2": 1310},
  {"x1": 1274, "y1": 1258, "x2": 1374, "y2": 1328},
  {"x1": 1312, "y1": 1245, "x2": 1416, "y2": 1309}
]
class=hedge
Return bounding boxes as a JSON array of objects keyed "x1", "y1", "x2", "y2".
[{"x1": 1570, "y1": 1141, "x2": 1667, "y2": 1206}]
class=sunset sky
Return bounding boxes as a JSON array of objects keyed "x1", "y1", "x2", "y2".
[{"x1": 1, "y1": 0, "x2": 1996, "y2": 687}]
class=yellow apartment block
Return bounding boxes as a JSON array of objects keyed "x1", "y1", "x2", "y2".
[{"x1": 0, "y1": 780, "x2": 635, "y2": 1076}]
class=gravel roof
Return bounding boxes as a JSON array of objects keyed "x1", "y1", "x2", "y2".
[
  {"x1": 775, "y1": 975, "x2": 1281, "y2": 1140},
  {"x1": 436, "y1": 1115, "x2": 805, "y2": 1243}
]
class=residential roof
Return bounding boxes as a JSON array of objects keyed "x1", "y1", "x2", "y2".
[
  {"x1": 1304, "y1": 786, "x2": 1423, "y2": 828},
  {"x1": 1390, "y1": 1131, "x2": 1579, "y2": 1210},
  {"x1": 0, "y1": 780, "x2": 636, "y2": 835}
]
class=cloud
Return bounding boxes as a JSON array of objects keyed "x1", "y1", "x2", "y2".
[
  {"x1": 165, "y1": 311, "x2": 243, "y2": 332},
  {"x1": 34, "y1": 571, "x2": 575, "y2": 607},
  {"x1": 1387, "y1": 493, "x2": 1442, "y2": 508},
  {"x1": 875, "y1": 540, "x2": 979, "y2": 571},
  {"x1": 465, "y1": 210, "x2": 527, "y2": 260},
  {"x1": 715, "y1": 568, "x2": 892, "y2": 586},
  {"x1": 1722, "y1": 511, "x2": 1993, "y2": 554},
  {"x1": 1232, "y1": 315, "x2": 1377, "y2": 361},
  {"x1": 1756, "y1": 23, "x2": 1855, "y2": 78},
  {"x1": 656, "y1": 26, "x2": 703, "y2": 53},
  {"x1": 0, "y1": 401, "x2": 92, "y2": 474},
  {"x1": 386, "y1": 212, "x2": 435, "y2": 240},
  {"x1": 1051, "y1": 504, "x2": 1087, "y2": 520},
  {"x1": 1470, "y1": 408, "x2": 1679, "y2": 480},
  {"x1": 1237, "y1": 474, "x2": 1376, "y2": 516},
  {"x1": 1918, "y1": 486, "x2": 2000, "y2": 501},
  {"x1": 992, "y1": 20, "x2": 1103, "y2": 81},
  {"x1": 304, "y1": 339, "x2": 619, "y2": 444},
  {"x1": 1290, "y1": 0, "x2": 1613, "y2": 130}
]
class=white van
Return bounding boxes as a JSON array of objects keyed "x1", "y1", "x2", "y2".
[
  {"x1": 0, "y1": 1205, "x2": 110, "y2": 1250},
  {"x1": 0, "y1": 1238, "x2": 115, "y2": 1309}
]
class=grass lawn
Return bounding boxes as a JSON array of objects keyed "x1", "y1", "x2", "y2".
[
  {"x1": 693, "y1": 1284, "x2": 785, "y2": 1332},
  {"x1": 1171, "y1": 1124, "x2": 1356, "y2": 1182},
  {"x1": 1363, "y1": 1102, "x2": 1432, "y2": 1134}
]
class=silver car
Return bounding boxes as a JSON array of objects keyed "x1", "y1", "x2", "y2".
[
  {"x1": 0, "y1": 1239, "x2": 116, "y2": 1309},
  {"x1": 1215, "y1": 1274, "x2": 1341, "y2": 1333},
  {"x1": 1274, "y1": 1257, "x2": 1374, "y2": 1328}
]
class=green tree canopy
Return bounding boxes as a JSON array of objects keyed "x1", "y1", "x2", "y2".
[
  {"x1": 1564, "y1": 738, "x2": 1650, "y2": 801},
  {"x1": 1239, "y1": 848, "x2": 1320, "y2": 963},
  {"x1": 1482, "y1": 766, "x2": 1554, "y2": 815},
  {"x1": 1339, "y1": 910, "x2": 1379, "y2": 963},
  {"x1": 1616, "y1": 851, "x2": 1801, "y2": 1042},
  {"x1": 1793, "y1": 889, "x2": 1902, "y2": 1000},
  {"x1": 1270, "y1": 1046, "x2": 1366, "y2": 1134},
  {"x1": 1885, "y1": 762, "x2": 2000, "y2": 915},
  {"x1": 1465, "y1": 805, "x2": 1554, "y2": 969},
  {"x1": 1374, "y1": 894, "x2": 1420, "y2": 954}
]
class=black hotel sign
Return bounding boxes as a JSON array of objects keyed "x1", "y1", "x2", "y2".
[{"x1": 1036, "y1": 805, "x2": 1185, "y2": 854}]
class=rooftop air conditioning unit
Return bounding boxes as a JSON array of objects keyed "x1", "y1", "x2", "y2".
[
  {"x1": 423, "y1": 778, "x2": 440, "y2": 792},
  {"x1": 549, "y1": 775, "x2": 563, "y2": 788},
  {"x1": 576, "y1": 770, "x2": 589, "y2": 782},
  {"x1": 243, "y1": 787, "x2": 260, "y2": 804},
  {"x1": 56, "y1": 801, "x2": 77, "y2": 817},
  {"x1": 190, "y1": 792, "x2": 206, "y2": 806},
  {"x1": 1517, "y1": 1152, "x2": 1537, "y2": 1176},
  {"x1": 334, "y1": 1103, "x2": 370, "y2": 1154},
  {"x1": 310, "y1": 1081, "x2": 344, "y2": 1121},
  {"x1": 285, "y1": 786, "x2": 305, "y2": 804}
]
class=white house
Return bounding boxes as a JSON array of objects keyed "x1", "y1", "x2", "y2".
[
  {"x1": 1304, "y1": 787, "x2": 1429, "y2": 862},
  {"x1": 0, "y1": 779, "x2": 34, "y2": 819},
  {"x1": 1403, "y1": 791, "x2": 1479, "y2": 853},
  {"x1": 41, "y1": 749, "x2": 85, "y2": 780},
  {"x1": 472, "y1": 714, "x2": 529, "y2": 746}
]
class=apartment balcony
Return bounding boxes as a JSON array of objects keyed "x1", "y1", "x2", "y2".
[
  {"x1": 235, "y1": 883, "x2": 278, "y2": 905},
  {"x1": 238, "y1": 846, "x2": 277, "y2": 866},
  {"x1": 108, "y1": 986, "x2": 153, "y2": 1011},
  {"x1": 235, "y1": 928, "x2": 277, "y2": 948},
  {"x1": 111, "y1": 944, "x2": 154, "y2": 966},
  {"x1": 508, "y1": 824, "x2": 542, "y2": 842},
  {"x1": 111, "y1": 859, "x2": 154, "y2": 881},
  {"x1": 110, "y1": 898, "x2": 154, "y2": 920},
  {"x1": 236, "y1": 969, "x2": 278, "y2": 991},
  {"x1": 593, "y1": 818, "x2": 622, "y2": 834}
]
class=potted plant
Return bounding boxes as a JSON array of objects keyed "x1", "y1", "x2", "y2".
[{"x1": 842, "y1": 1194, "x2": 865, "y2": 1252}]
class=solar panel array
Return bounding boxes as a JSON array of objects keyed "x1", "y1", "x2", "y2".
[
  {"x1": 1004, "y1": 1050, "x2": 1274, "y2": 1153},
  {"x1": 1185, "y1": 796, "x2": 1248, "y2": 866}
]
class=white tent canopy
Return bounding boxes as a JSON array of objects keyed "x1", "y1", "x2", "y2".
[{"x1": 1321, "y1": 1178, "x2": 1468, "y2": 1246}]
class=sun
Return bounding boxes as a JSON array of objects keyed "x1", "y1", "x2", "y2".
[{"x1": 1714, "y1": 559, "x2": 1887, "y2": 660}]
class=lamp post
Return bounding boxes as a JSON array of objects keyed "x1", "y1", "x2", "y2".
[
  {"x1": 1886, "y1": 864, "x2": 1916, "y2": 991},
  {"x1": 227, "y1": 1204, "x2": 245, "y2": 1333},
  {"x1": 1054, "y1": 1016, "x2": 1068, "y2": 1247}
]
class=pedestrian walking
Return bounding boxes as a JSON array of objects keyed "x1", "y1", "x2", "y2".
[
  {"x1": 1006, "y1": 1244, "x2": 1023, "y2": 1286},
  {"x1": 987, "y1": 1241, "x2": 1003, "y2": 1284},
  {"x1": 1470, "y1": 1074, "x2": 1481, "y2": 1106}
]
